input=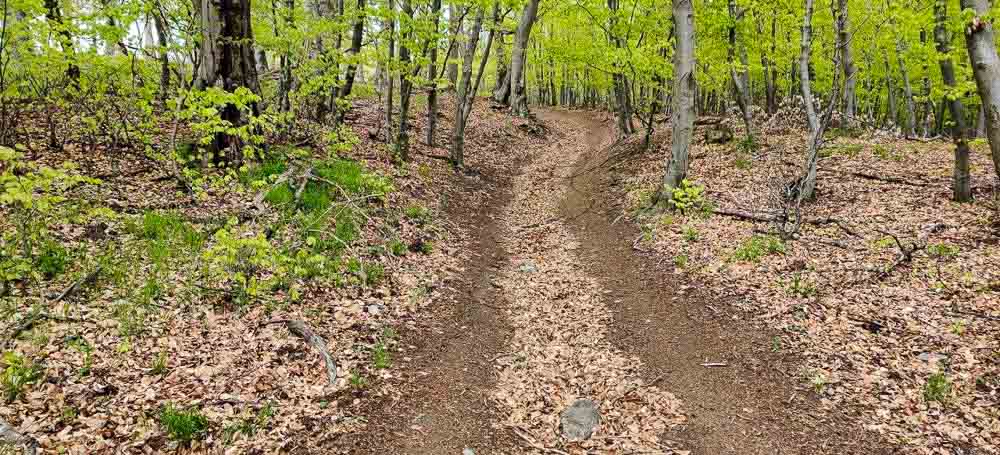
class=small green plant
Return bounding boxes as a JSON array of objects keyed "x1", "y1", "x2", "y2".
[
  {"x1": 770, "y1": 336, "x2": 782, "y2": 352},
  {"x1": 67, "y1": 337, "x2": 93, "y2": 377},
  {"x1": 349, "y1": 371, "x2": 367, "y2": 390},
  {"x1": 734, "y1": 155, "x2": 752, "y2": 170},
  {"x1": 682, "y1": 225, "x2": 699, "y2": 242},
  {"x1": 388, "y1": 239, "x2": 407, "y2": 256},
  {"x1": 1, "y1": 351, "x2": 43, "y2": 402},
  {"x1": 113, "y1": 299, "x2": 149, "y2": 338},
  {"x1": 673, "y1": 254, "x2": 688, "y2": 268},
  {"x1": 159, "y1": 403, "x2": 210, "y2": 444},
  {"x1": 927, "y1": 242, "x2": 960, "y2": 259},
  {"x1": 35, "y1": 240, "x2": 69, "y2": 278},
  {"x1": 732, "y1": 235, "x2": 785, "y2": 262},
  {"x1": 404, "y1": 204, "x2": 432, "y2": 225},
  {"x1": 150, "y1": 351, "x2": 169, "y2": 375},
  {"x1": 810, "y1": 372, "x2": 827, "y2": 394},
  {"x1": 735, "y1": 135, "x2": 759, "y2": 155},
  {"x1": 949, "y1": 320, "x2": 966, "y2": 336},
  {"x1": 668, "y1": 179, "x2": 709, "y2": 215},
  {"x1": 372, "y1": 341, "x2": 391, "y2": 369},
  {"x1": 787, "y1": 273, "x2": 817, "y2": 298},
  {"x1": 924, "y1": 373, "x2": 952, "y2": 404},
  {"x1": 222, "y1": 402, "x2": 274, "y2": 443},
  {"x1": 873, "y1": 236, "x2": 896, "y2": 249}
]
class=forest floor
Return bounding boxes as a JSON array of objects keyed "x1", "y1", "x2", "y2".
[{"x1": 4, "y1": 98, "x2": 999, "y2": 455}]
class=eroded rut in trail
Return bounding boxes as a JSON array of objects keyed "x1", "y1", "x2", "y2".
[{"x1": 354, "y1": 109, "x2": 892, "y2": 454}]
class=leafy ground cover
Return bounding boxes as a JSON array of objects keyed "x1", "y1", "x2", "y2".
[
  {"x1": 613, "y1": 109, "x2": 1000, "y2": 454},
  {"x1": 0, "y1": 95, "x2": 542, "y2": 452}
]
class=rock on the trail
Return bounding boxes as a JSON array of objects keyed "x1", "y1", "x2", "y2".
[
  {"x1": 560, "y1": 399, "x2": 601, "y2": 441},
  {"x1": 366, "y1": 304, "x2": 385, "y2": 316},
  {"x1": 519, "y1": 261, "x2": 538, "y2": 273},
  {"x1": 462, "y1": 448, "x2": 475, "y2": 455}
]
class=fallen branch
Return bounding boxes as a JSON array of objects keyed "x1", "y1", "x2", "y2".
[
  {"x1": 269, "y1": 319, "x2": 337, "y2": 385},
  {"x1": 0, "y1": 417, "x2": 39, "y2": 455},
  {"x1": 54, "y1": 266, "x2": 102, "y2": 304},
  {"x1": 700, "y1": 362, "x2": 729, "y2": 367},
  {"x1": 252, "y1": 165, "x2": 297, "y2": 211},
  {"x1": 293, "y1": 166, "x2": 314, "y2": 203},
  {"x1": 712, "y1": 208, "x2": 775, "y2": 223},
  {"x1": 823, "y1": 168, "x2": 934, "y2": 187}
]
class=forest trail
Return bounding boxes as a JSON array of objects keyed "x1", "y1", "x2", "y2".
[{"x1": 355, "y1": 109, "x2": 890, "y2": 454}]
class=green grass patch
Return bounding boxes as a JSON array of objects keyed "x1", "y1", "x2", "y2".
[
  {"x1": 160, "y1": 403, "x2": 210, "y2": 443},
  {"x1": 732, "y1": 235, "x2": 785, "y2": 263},
  {"x1": 1, "y1": 351, "x2": 42, "y2": 402}
]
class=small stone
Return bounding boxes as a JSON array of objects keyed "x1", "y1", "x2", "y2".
[
  {"x1": 560, "y1": 399, "x2": 600, "y2": 441},
  {"x1": 366, "y1": 304, "x2": 385, "y2": 316},
  {"x1": 462, "y1": 449, "x2": 475, "y2": 455},
  {"x1": 519, "y1": 262, "x2": 538, "y2": 273}
]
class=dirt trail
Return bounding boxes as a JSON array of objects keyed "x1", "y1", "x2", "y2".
[
  {"x1": 548, "y1": 108, "x2": 892, "y2": 455},
  {"x1": 354, "y1": 109, "x2": 892, "y2": 454}
]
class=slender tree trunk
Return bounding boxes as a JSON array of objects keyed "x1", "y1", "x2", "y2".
[
  {"x1": 44, "y1": 0, "x2": 79, "y2": 83},
  {"x1": 897, "y1": 37, "x2": 917, "y2": 137},
  {"x1": 837, "y1": 0, "x2": 856, "y2": 124},
  {"x1": 277, "y1": 0, "x2": 295, "y2": 113},
  {"x1": 425, "y1": 0, "x2": 443, "y2": 145},
  {"x1": 394, "y1": 0, "x2": 415, "y2": 160},
  {"x1": 658, "y1": 0, "x2": 696, "y2": 206},
  {"x1": 385, "y1": 0, "x2": 395, "y2": 138},
  {"x1": 446, "y1": 3, "x2": 462, "y2": 87},
  {"x1": 935, "y1": 1, "x2": 971, "y2": 202},
  {"x1": 921, "y1": 29, "x2": 933, "y2": 137},
  {"x1": 509, "y1": 0, "x2": 540, "y2": 116},
  {"x1": 152, "y1": 3, "x2": 172, "y2": 100},
  {"x1": 884, "y1": 54, "x2": 897, "y2": 128},
  {"x1": 335, "y1": 0, "x2": 365, "y2": 122},
  {"x1": 961, "y1": 0, "x2": 1000, "y2": 180},
  {"x1": 449, "y1": 6, "x2": 486, "y2": 167},
  {"x1": 728, "y1": 0, "x2": 753, "y2": 142}
]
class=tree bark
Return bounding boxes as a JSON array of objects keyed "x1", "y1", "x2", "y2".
[
  {"x1": 658, "y1": 0, "x2": 696, "y2": 206},
  {"x1": 509, "y1": 0, "x2": 540, "y2": 116},
  {"x1": 837, "y1": 0, "x2": 856, "y2": 124},
  {"x1": 194, "y1": 0, "x2": 261, "y2": 165},
  {"x1": 394, "y1": 0, "x2": 415, "y2": 160},
  {"x1": 425, "y1": 0, "x2": 443, "y2": 145},
  {"x1": 897, "y1": 37, "x2": 917, "y2": 137},
  {"x1": 884, "y1": 53, "x2": 897, "y2": 128},
  {"x1": 384, "y1": 0, "x2": 395, "y2": 138},
  {"x1": 936, "y1": 1, "x2": 971, "y2": 202},
  {"x1": 44, "y1": 0, "x2": 79, "y2": 84},
  {"x1": 335, "y1": 0, "x2": 365, "y2": 122},
  {"x1": 450, "y1": 4, "x2": 493, "y2": 167},
  {"x1": 446, "y1": 3, "x2": 463, "y2": 87},
  {"x1": 960, "y1": 0, "x2": 1000, "y2": 180},
  {"x1": 728, "y1": 0, "x2": 753, "y2": 142},
  {"x1": 152, "y1": 3, "x2": 172, "y2": 100}
]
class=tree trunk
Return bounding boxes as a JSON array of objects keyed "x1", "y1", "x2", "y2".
[
  {"x1": 446, "y1": 3, "x2": 463, "y2": 87},
  {"x1": 450, "y1": 5, "x2": 491, "y2": 167},
  {"x1": 492, "y1": 35, "x2": 508, "y2": 99},
  {"x1": 277, "y1": 0, "x2": 295, "y2": 113},
  {"x1": 920, "y1": 28, "x2": 933, "y2": 137},
  {"x1": 760, "y1": 15, "x2": 778, "y2": 115},
  {"x1": 385, "y1": 0, "x2": 395, "y2": 138},
  {"x1": 44, "y1": 0, "x2": 79, "y2": 84},
  {"x1": 837, "y1": 0, "x2": 856, "y2": 124},
  {"x1": 394, "y1": 0, "x2": 415, "y2": 161},
  {"x1": 194, "y1": 0, "x2": 261, "y2": 165},
  {"x1": 935, "y1": 1, "x2": 971, "y2": 202},
  {"x1": 961, "y1": 0, "x2": 1000, "y2": 180},
  {"x1": 658, "y1": 0, "x2": 696, "y2": 206},
  {"x1": 509, "y1": 0, "x2": 540, "y2": 116},
  {"x1": 728, "y1": 0, "x2": 753, "y2": 142},
  {"x1": 425, "y1": 0, "x2": 443, "y2": 145},
  {"x1": 897, "y1": 37, "x2": 917, "y2": 137},
  {"x1": 884, "y1": 53, "x2": 897, "y2": 128},
  {"x1": 152, "y1": 3, "x2": 172, "y2": 100},
  {"x1": 335, "y1": 0, "x2": 365, "y2": 122}
]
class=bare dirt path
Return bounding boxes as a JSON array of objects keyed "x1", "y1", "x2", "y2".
[{"x1": 547, "y1": 108, "x2": 894, "y2": 455}]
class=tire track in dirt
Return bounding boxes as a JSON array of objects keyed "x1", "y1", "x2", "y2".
[
  {"x1": 548, "y1": 108, "x2": 895, "y2": 455},
  {"x1": 346, "y1": 169, "x2": 520, "y2": 454}
]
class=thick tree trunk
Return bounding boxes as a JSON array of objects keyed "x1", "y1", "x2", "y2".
[
  {"x1": 658, "y1": 0, "x2": 696, "y2": 206},
  {"x1": 425, "y1": 0, "x2": 443, "y2": 145},
  {"x1": 961, "y1": 0, "x2": 1000, "y2": 180},
  {"x1": 449, "y1": 5, "x2": 490, "y2": 167},
  {"x1": 194, "y1": 0, "x2": 261, "y2": 165},
  {"x1": 44, "y1": 0, "x2": 79, "y2": 83},
  {"x1": 935, "y1": 1, "x2": 971, "y2": 202},
  {"x1": 509, "y1": 0, "x2": 540, "y2": 116},
  {"x1": 277, "y1": 0, "x2": 295, "y2": 113}
]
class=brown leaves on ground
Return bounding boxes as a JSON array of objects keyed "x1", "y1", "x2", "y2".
[{"x1": 614, "y1": 116, "x2": 1000, "y2": 454}]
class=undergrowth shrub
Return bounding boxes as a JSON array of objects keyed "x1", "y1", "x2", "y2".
[
  {"x1": 1, "y1": 351, "x2": 43, "y2": 402},
  {"x1": 160, "y1": 403, "x2": 210, "y2": 444}
]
